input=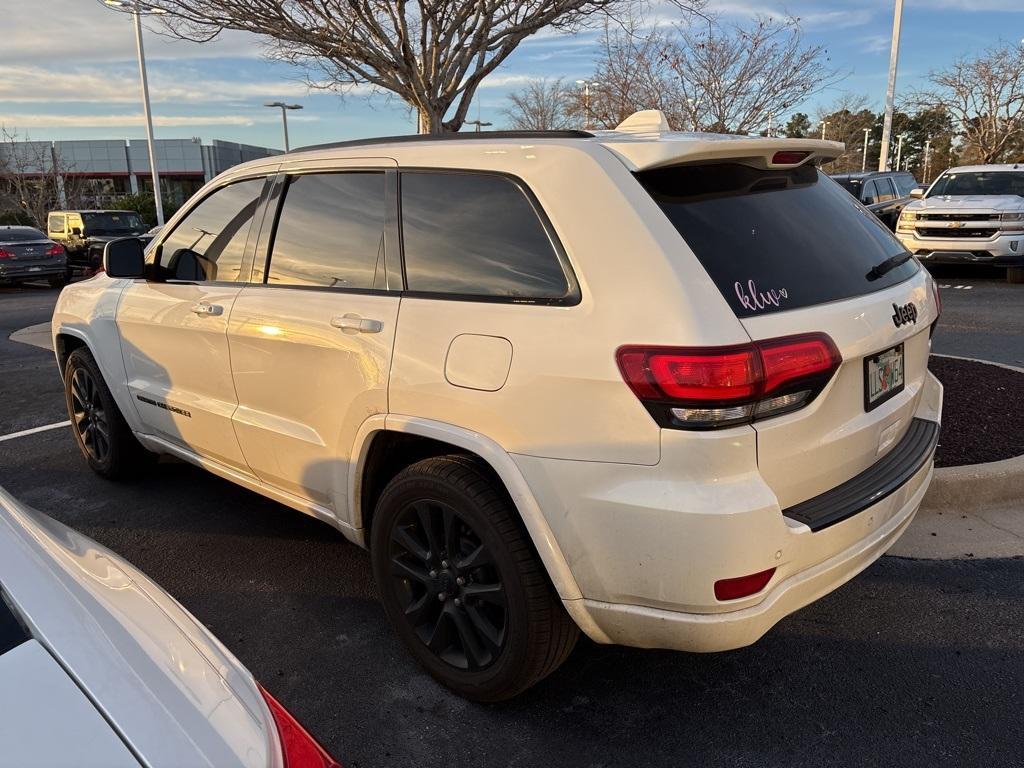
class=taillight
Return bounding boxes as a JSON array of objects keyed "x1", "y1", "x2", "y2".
[
  {"x1": 258, "y1": 684, "x2": 342, "y2": 768},
  {"x1": 616, "y1": 333, "x2": 841, "y2": 429},
  {"x1": 714, "y1": 567, "x2": 776, "y2": 601},
  {"x1": 771, "y1": 150, "x2": 810, "y2": 165},
  {"x1": 46, "y1": 243, "x2": 64, "y2": 256},
  {"x1": 0, "y1": 248, "x2": 13, "y2": 260}
]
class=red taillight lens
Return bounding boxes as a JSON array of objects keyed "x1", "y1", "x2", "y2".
[
  {"x1": 46, "y1": 243, "x2": 64, "y2": 256},
  {"x1": 0, "y1": 248, "x2": 13, "y2": 260},
  {"x1": 616, "y1": 333, "x2": 841, "y2": 429},
  {"x1": 771, "y1": 150, "x2": 810, "y2": 165},
  {"x1": 258, "y1": 684, "x2": 342, "y2": 768},
  {"x1": 714, "y1": 567, "x2": 776, "y2": 601}
]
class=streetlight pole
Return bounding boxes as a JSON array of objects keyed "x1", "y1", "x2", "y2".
[
  {"x1": 264, "y1": 102, "x2": 303, "y2": 151},
  {"x1": 924, "y1": 139, "x2": 932, "y2": 183},
  {"x1": 879, "y1": 0, "x2": 905, "y2": 172},
  {"x1": 104, "y1": 0, "x2": 165, "y2": 226},
  {"x1": 862, "y1": 128, "x2": 871, "y2": 172},
  {"x1": 895, "y1": 133, "x2": 905, "y2": 173},
  {"x1": 575, "y1": 80, "x2": 600, "y2": 130},
  {"x1": 821, "y1": 121, "x2": 829, "y2": 140}
]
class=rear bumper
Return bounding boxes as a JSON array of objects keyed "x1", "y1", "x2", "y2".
[
  {"x1": 0, "y1": 262, "x2": 65, "y2": 281},
  {"x1": 898, "y1": 231, "x2": 1024, "y2": 266},
  {"x1": 516, "y1": 370, "x2": 943, "y2": 653}
]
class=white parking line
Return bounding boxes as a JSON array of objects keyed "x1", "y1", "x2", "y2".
[{"x1": 0, "y1": 421, "x2": 72, "y2": 443}]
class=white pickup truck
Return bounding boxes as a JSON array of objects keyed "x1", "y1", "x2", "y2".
[{"x1": 895, "y1": 164, "x2": 1024, "y2": 283}]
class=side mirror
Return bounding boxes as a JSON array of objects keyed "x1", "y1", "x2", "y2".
[
  {"x1": 909, "y1": 188, "x2": 925, "y2": 199},
  {"x1": 103, "y1": 237, "x2": 146, "y2": 279},
  {"x1": 71, "y1": 226, "x2": 82, "y2": 236}
]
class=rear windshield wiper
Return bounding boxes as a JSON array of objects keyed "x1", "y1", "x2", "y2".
[{"x1": 867, "y1": 251, "x2": 913, "y2": 281}]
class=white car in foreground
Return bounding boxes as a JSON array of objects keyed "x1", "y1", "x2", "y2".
[
  {"x1": 52, "y1": 111, "x2": 943, "y2": 701},
  {"x1": 0, "y1": 486, "x2": 340, "y2": 768},
  {"x1": 896, "y1": 164, "x2": 1024, "y2": 282}
]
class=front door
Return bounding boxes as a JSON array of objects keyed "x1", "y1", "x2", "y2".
[
  {"x1": 227, "y1": 162, "x2": 400, "y2": 514},
  {"x1": 116, "y1": 175, "x2": 269, "y2": 473}
]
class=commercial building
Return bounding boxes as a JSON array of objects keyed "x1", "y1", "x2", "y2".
[{"x1": 0, "y1": 137, "x2": 280, "y2": 209}]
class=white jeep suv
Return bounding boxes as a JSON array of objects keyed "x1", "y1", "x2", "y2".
[
  {"x1": 52, "y1": 116, "x2": 943, "y2": 701},
  {"x1": 896, "y1": 164, "x2": 1024, "y2": 283}
]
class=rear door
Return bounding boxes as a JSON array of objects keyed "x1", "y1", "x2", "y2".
[
  {"x1": 636, "y1": 161, "x2": 938, "y2": 510},
  {"x1": 227, "y1": 160, "x2": 401, "y2": 513}
]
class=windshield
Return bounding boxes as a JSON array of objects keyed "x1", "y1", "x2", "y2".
[
  {"x1": 636, "y1": 163, "x2": 918, "y2": 318},
  {"x1": 0, "y1": 228, "x2": 45, "y2": 242},
  {"x1": 81, "y1": 212, "x2": 146, "y2": 235},
  {"x1": 927, "y1": 171, "x2": 1024, "y2": 197}
]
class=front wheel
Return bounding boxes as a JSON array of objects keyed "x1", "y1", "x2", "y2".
[
  {"x1": 371, "y1": 456, "x2": 578, "y2": 702},
  {"x1": 64, "y1": 348, "x2": 155, "y2": 479}
]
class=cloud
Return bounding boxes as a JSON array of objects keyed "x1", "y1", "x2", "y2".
[{"x1": 0, "y1": 113, "x2": 320, "y2": 128}]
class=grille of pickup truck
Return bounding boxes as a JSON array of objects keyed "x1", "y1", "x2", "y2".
[
  {"x1": 917, "y1": 228, "x2": 997, "y2": 238},
  {"x1": 916, "y1": 213, "x2": 1000, "y2": 221}
]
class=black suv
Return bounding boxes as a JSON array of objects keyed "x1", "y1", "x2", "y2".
[
  {"x1": 47, "y1": 210, "x2": 153, "y2": 277},
  {"x1": 831, "y1": 171, "x2": 919, "y2": 231}
]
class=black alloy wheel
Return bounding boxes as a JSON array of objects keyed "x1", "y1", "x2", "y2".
[
  {"x1": 388, "y1": 499, "x2": 507, "y2": 670},
  {"x1": 70, "y1": 366, "x2": 110, "y2": 463}
]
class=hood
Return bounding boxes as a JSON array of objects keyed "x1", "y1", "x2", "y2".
[
  {"x1": 0, "y1": 487, "x2": 279, "y2": 768},
  {"x1": 907, "y1": 194, "x2": 1024, "y2": 213}
]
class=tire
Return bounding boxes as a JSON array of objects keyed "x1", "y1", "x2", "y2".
[
  {"x1": 1008, "y1": 266, "x2": 1024, "y2": 284},
  {"x1": 371, "y1": 455, "x2": 578, "y2": 702},
  {"x1": 64, "y1": 348, "x2": 155, "y2": 480}
]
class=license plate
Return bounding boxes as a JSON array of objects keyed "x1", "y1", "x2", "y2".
[
  {"x1": 28, "y1": 266, "x2": 41, "y2": 272},
  {"x1": 864, "y1": 343, "x2": 905, "y2": 411}
]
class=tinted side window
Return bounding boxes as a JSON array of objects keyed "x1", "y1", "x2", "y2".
[
  {"x1": 265, "y1": 172, "x2": 386, "y2": 290},
  {"x1": 400, "y1": 172, "x2": 573, "y2": 301},
  {"x1": 875, "y1": 178, "x2": 897, "y2": 203},
  {"x1": 861, "y1": 180, "x2": 879, "y2": 204},
  {"x1": 158, "y1": 178, "x2": 264, "y2": 282},
  {"x1": 894, "y1": 175, "x2": 917, "y2": 196},
  {"x1": 49, "y1": 215, "x2": 65, "y2": 233}
]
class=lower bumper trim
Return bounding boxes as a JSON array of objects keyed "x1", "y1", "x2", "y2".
[{"x1": 784, "y1": 417, "x2": 939, "y2": 532}]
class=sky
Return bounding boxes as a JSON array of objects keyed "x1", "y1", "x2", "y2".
[{"x1": 1, "y1": 0, "x2": 1023, "y2": 151}]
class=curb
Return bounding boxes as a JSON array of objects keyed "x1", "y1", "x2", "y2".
[{"x1": 922, "y1": 453, "x2": 1024, "y2": 512}]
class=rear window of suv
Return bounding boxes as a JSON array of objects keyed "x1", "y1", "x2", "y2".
[{"x1": 636, "y1": 162, "x2": 919, "y2": 318}]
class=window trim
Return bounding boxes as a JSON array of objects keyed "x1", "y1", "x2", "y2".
[
  {"x1": 396, "y1": 167, "x2": 582, "y2": 306},
  {"x1": 146, "y1": 174, "x2": 272, "y2": 285},
  {"x1": 250, "y1": 167, "x2": 400, "y2": 297}
]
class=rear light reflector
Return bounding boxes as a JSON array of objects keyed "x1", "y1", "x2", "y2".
[
  {"x1": 0, "y1": 248, "x2": 13, "y2": 260},
  {"x1": 46, "y1": 243, "x2": 65, "y2": 256},
  {"x1": 714, "y1": 567, "x2": 776, "y2": 601},
  {"x1": 771, "y1": 150, "x2": 810, "y2": 165},
  {"x1": 258, "y1": 684, "x2": 342, "y2": 768},
  {"x1": 617, "y1": 333, "x2": 841, "y2": 429}
]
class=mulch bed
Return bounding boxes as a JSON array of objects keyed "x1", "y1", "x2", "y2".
[{"x1": 930, "y1": 355, "x2": 1024, "y2": 467}]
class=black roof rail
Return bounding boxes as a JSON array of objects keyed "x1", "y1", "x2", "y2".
[{"x1": 292, "y1": 129, "x2": 595, "y2": 154}]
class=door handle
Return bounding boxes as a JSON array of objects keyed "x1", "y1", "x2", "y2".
[
  {"x1": 191, "y1": 303, "x2": 223, "y2": 317},
  {"x1": 330, "y1": 313, "x2": 383, "y2": 334}
]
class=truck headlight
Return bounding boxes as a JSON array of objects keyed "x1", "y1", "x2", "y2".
[
  {"x1": 899, "y1": 211, "x2": 918, "y2": 222},
  {"x1": 1000, "y1": 212, "x2": 1024, "y2": 221}
]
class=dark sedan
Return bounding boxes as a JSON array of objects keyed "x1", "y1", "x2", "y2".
[{"x1": 0, "y1": 226, "x2": 68, "y2": 288}]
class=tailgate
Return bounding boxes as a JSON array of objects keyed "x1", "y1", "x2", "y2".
[{"x1": 741, "y1": 271, "x2": 938, "y2": 509}]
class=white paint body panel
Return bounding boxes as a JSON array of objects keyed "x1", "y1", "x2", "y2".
[
  {"x1": 0, "y1": 487, "x2": 280, "y2": 768},
  {"x1": 50, "y1": 129, "x2": 941, "y2": 654},
  {"x1": 0, "y1": 640, "x2": 140, "y2": 768}
]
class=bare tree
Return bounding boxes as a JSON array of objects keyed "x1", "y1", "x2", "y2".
[
  {"x1": 664, "y1": 16, "x2": 842, "y2": 135},
  {"x1": 815, "y1": 93, "x2": 876, "y2": 172},
  {"x1": 132, "y1": 0, "x2": 702, "y2": 134},
  {"x1": 0, "y1": 128, "x2": 84, "y2": 227},
  {"x1": 912, "y1": 43, "x2": 1024, "y2": 164},
  {"x1": 503, "y1": 78, "x2": 575, "y2": 130},
  {"x1": 583, "y1": 14, "x2": 688, "y2": 130}
]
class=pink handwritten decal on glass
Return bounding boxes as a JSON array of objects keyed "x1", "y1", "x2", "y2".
[{"x1": 735, "y1": 280, "x2": 789, "y2": 312}]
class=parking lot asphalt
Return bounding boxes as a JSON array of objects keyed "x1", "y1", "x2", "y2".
[{"x1": 2, "y1": 273, "x2": 1023, "y2": 768}]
